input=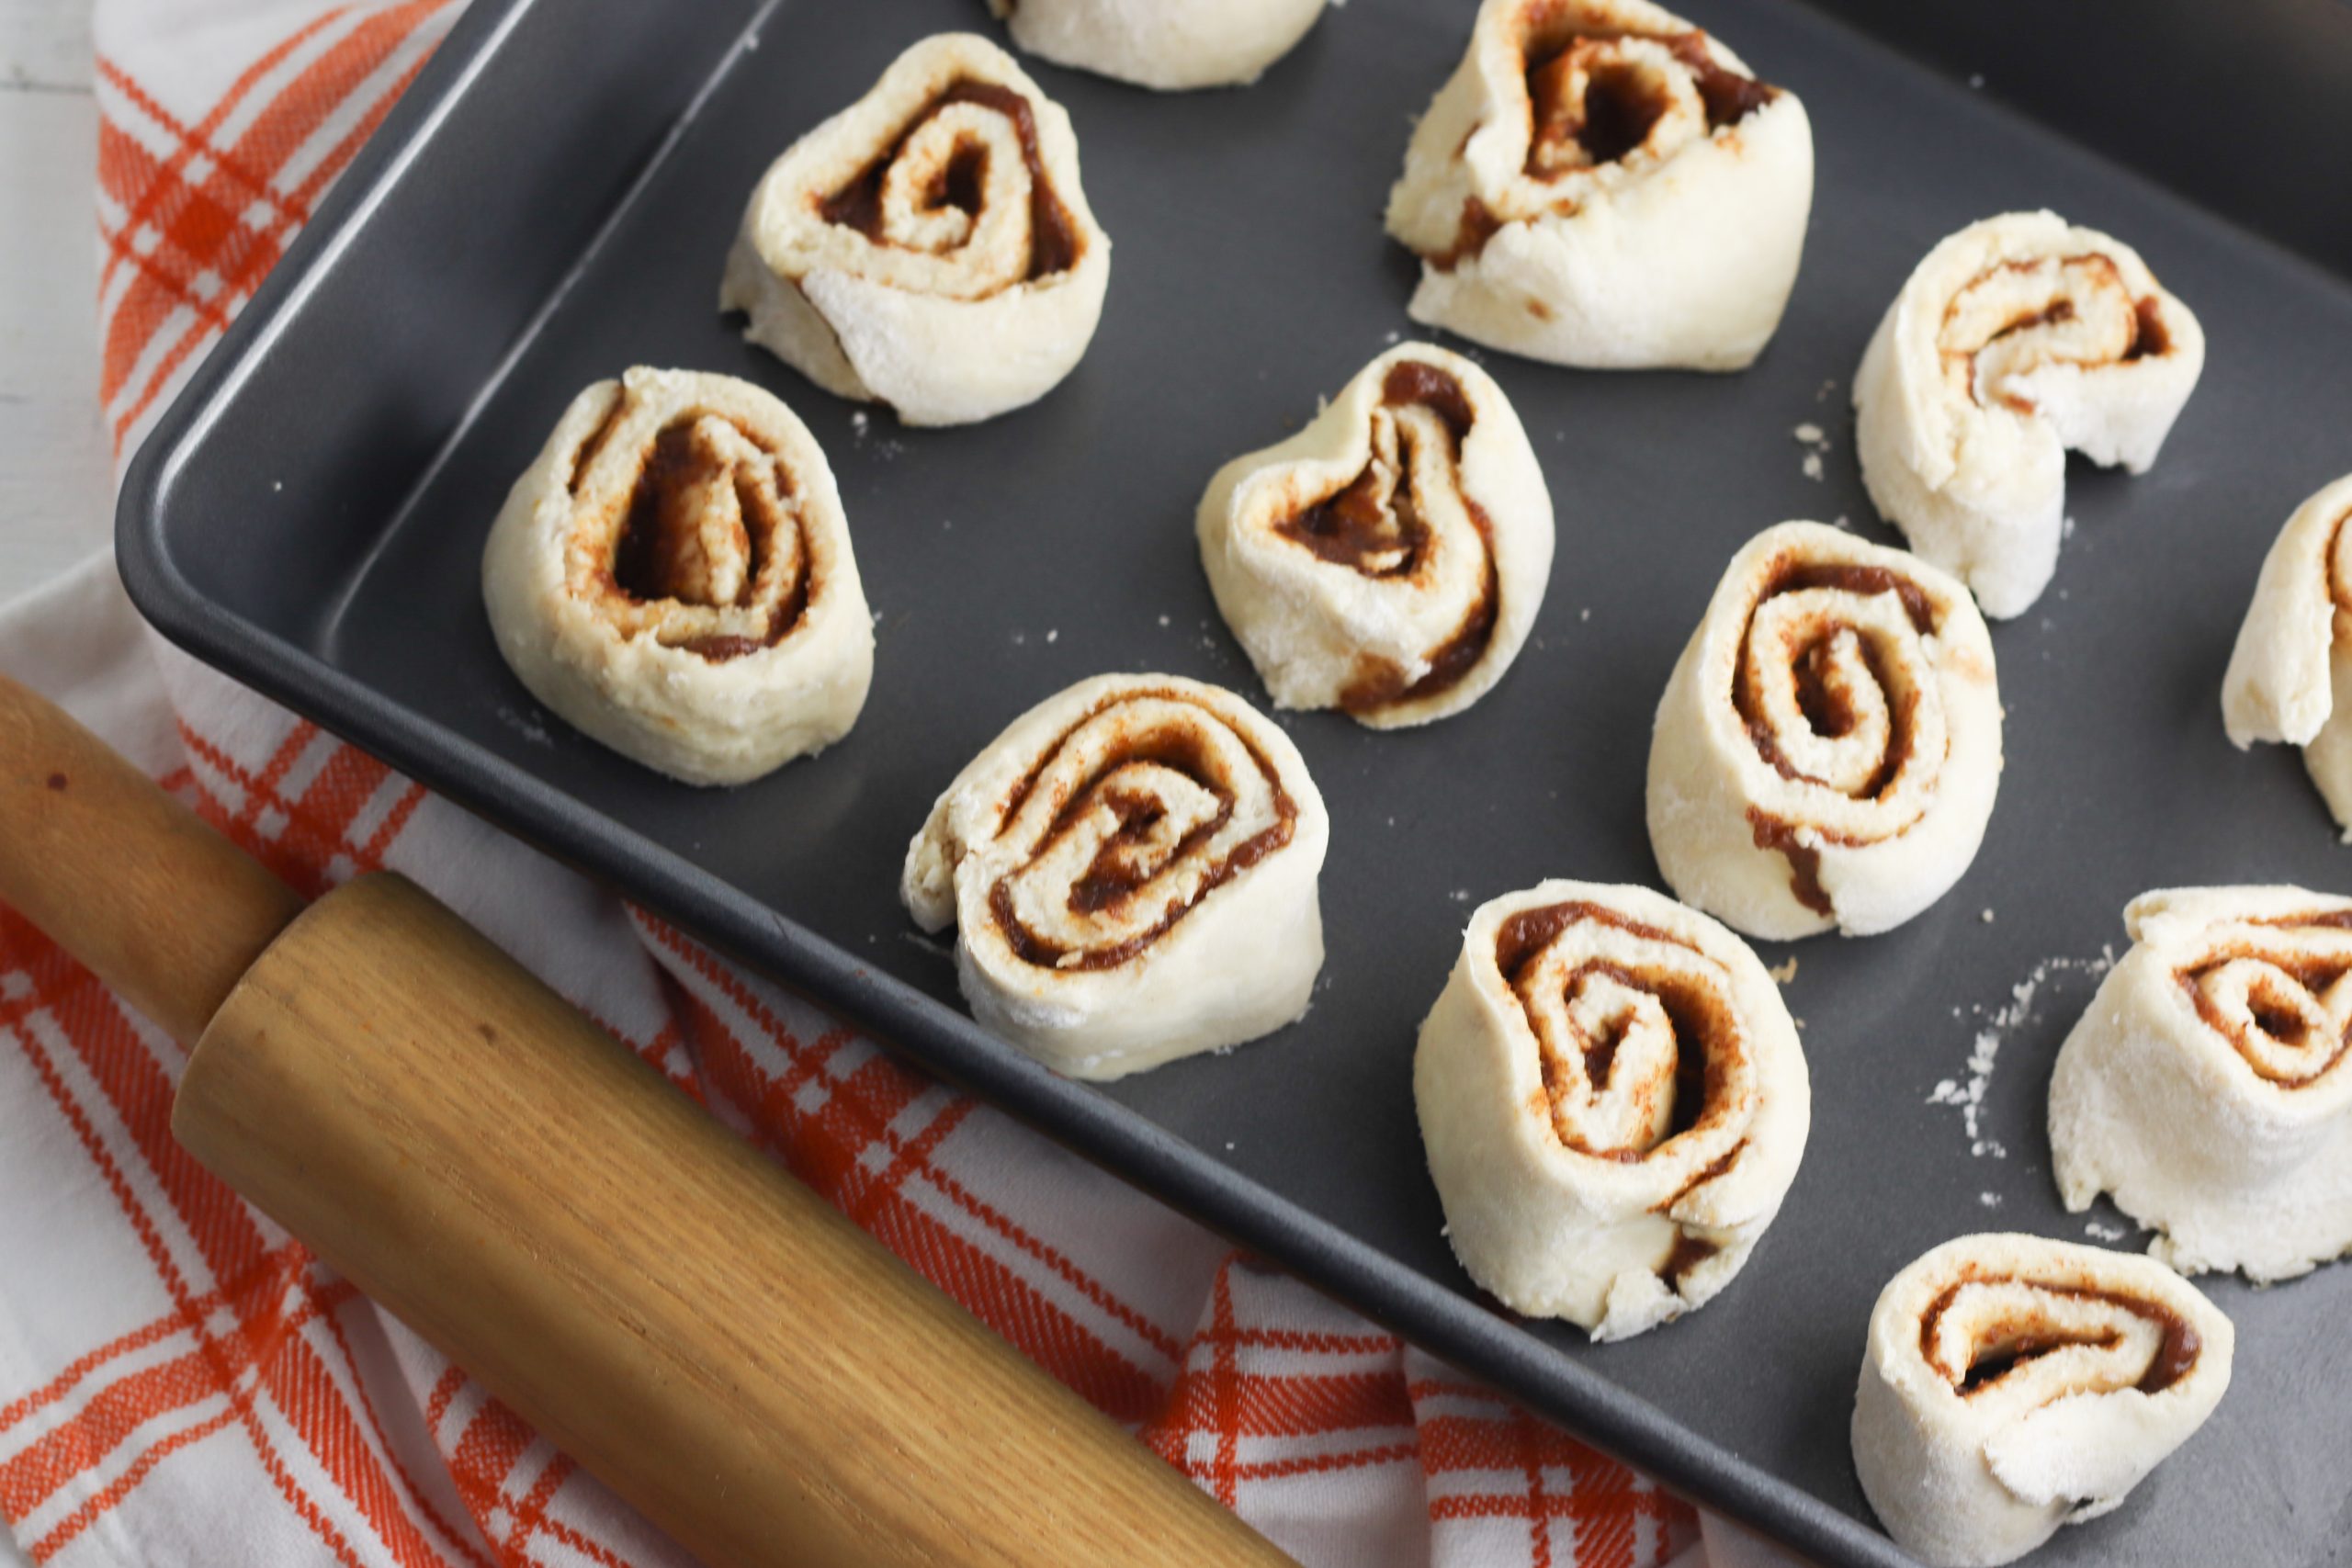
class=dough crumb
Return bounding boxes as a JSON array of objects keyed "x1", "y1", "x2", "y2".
[
  {"x1": 2084, "y1": 1221, "x2": 2127, "y2": 1243},
  {"x1": 1979, "y1": 1191, "x2": 2001, "y2": 1208},
  {"x1": 1792, "y1": 423, "x2": 1826, "y2": 445},
  {"x1": 1046, "y1": 628, "x2": 1058, "y2": 643},
  {"x1": 1579, "y1": 607, "x2": 1590, "y2": 622},
  {"x1": 1930, "y1": 953, "x2": 2117, "y2": 1156},
  {"x1": 1768, "y1": 956, "x2": 1799, "y2": 984},
  {"x1": 1981, "y1": 908, "x2": 1996, "y2": 923}
]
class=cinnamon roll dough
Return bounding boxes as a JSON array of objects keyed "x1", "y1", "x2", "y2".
[
  {"x1": 481, "y1": 367, "x2": 873, "y2": 786},
  {"x1": 2221, "y1": 475, "x2": 2352, "y2": 837},
  {"x1": 1854, "y1": 210, "x2": 2205, "y2": 618},
  {"x1": 1414, "y1": 882, "x2": 1809, "y2": 1340},
  {"x1": 902, "y1": 674, "x2": 1329, "y2": 1079},
  {"x1": 721, "y1": 33, "x2": 1111, "y2": 426},
  {"x1": 1647, "y1": 522, "x2": 2001, "y2": 941},
  {"x1": 2050, "y1": 886, "x2": 2352, "y2": 1282},
  {"x1": 1853, "y1": 1234, "x2": 2233, "y2": 1568},
  {"x1": 983, "y1": 0, "x2": 1327, "y2": 91},
  {"x1": 1385, "y1": 0, "x2": 1813, "y2": 371},
  {"x1": 1197, "y1": 344, "x2": 1554, "y2": 728}
]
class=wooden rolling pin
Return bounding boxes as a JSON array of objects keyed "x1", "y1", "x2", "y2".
[{"x1": 0, "y1": 673, "x2": 1290, "y2": 1568}]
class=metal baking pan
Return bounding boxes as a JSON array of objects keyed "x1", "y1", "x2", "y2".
[{"x1": 115, "y1": 0, "x2": 2352, "y2": 1562}]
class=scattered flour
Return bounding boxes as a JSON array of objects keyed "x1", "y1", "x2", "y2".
[
  {"x1": 1927, "y1": 950, "x2": 2117, "y2": 1158},
  {"x1": 1980, "y1": 1191, "x2": 2002, "y2": 1209},
  {"x1": 495, "y1": 705, "x2": 551, "y2": 747},
  {"x1": 1792, "y1": 421, "x2": 1832, "y2": 482}
]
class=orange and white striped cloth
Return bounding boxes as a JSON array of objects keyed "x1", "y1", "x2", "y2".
[{"x1": 2, "y1": 4, "x2": 1764, "y2": 1564}]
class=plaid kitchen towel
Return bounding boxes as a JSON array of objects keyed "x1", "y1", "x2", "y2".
[{"x1": 0, "y1": 2, "x2": 1770, "y2": 1563}]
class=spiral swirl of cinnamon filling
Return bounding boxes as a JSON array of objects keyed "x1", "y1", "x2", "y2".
[
  {"x1": 1198, "y1": 345, "x2": 1554, "y2": 728},
  {"x1": 2222, "y1": 476, "x2": 2352, "y2": 837},
  {"x1": 481, "y1": 367, "x2": 871, "y2": 787},
  {"x1": 813, "y1": 78, "x2": 1080, "y2": 292},
  {"x1": 1413, "y1": 882, "x2": 1807, "y2": 1338},
  {"x1": 2178, "y1": 913, "x2": 2352, "y2": 1090},
  {"x1": 1918, "y1": 1271, "x2": 2202, "y2": 1403},
  {"x1": 723, "y1": 33, "x2": 1111, "y2": 426},
  {"x1": 2052, "y1": 886, "x2": 2352, "y2": 1283},
  {"x1": 1854, "y1": 210, "x2": 2204, "y2": 619},
  {"x1": 567, "y1": 401, "x2": 809, "y2": 663},
  {"x1": 983, "y1": 691, "x2": 1299, "y2": 970},
  {"x1": 1384, "y1": 0, "x2": 1812, "y2": 371},
  {"x1": 903, "y1": 675, "x2": 1329, "y2": 1080},
  {"x1": 1938, "y1": 254, "x2": 2171, "y2": 417},
  {"x1": 1854, "y1": 1235, "x2": 2232, "y2": 1568},
  {"x1": 1648, "y1": 522, "x2": 2001, "y2": 940}
]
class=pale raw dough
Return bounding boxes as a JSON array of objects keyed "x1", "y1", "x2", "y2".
[
  {"x1": 2220, "y1": 474, "x2": 2352, "y2": 837},
  {"x1": 720, "y1": 33, "x2": 1111, "y2": 426},
  {"x1": 2049, "y1": 886, "x2": 2352, "y2": 1281},
  {"x1": 1196, "y1": 343, "x2": 1555, "y2": 728},
  {"x1": 1413, "y1": 881, "x2": 1808, "y2": 1340},
  {"x1": 481, "y1": 367, "x2": 872, "y2": 787},
  {"x1": 1647, "y1": 521, "x2": 2001, "y2": 941},
  {"x1": 983, "y1": 0, "x2": 1327, "y2": 90},
  {"x1": 1384, "y1": 0, "x2": 1813, "y2": 371},
  {"x1": 1853, "y1": 209, "x2": 2205, "y2": 619},
  {"x1": 1852, "y1": 1233, "x2": 2232, "y2": 1568},
  {"x1": 902, "y1": 673, "x2": 1329, "y2": 1079}
]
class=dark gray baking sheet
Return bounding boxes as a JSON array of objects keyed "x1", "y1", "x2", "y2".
[{"x1": 117, "y1": 0, "x2": 2352, "y2": 1563}]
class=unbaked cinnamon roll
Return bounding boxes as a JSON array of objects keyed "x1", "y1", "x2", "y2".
[
  {"x1": 720, "y1": 33, "x2": 1110, "y2": 427},
  {"x1": 1196, "y1": 344, "x2": 1553, "y2": 728},
  {"x1": 1647, "y1": 522, "x2": 2000, "y2": 941},
  {"x1": 1384, "y1": 0, "x2": 1812, "y2": 371},
  {"x1": 2221, "y1": 475, "x2": 2352, "y2": 836},
  {"x1": 1414, "y1": 881, "x2": 1809, "y2": 1340},
  {"x1": 1853, "y1": 1234, "x2": 2233, "y2": 1568},
  {"x1": 481, "y1": 367, "x2": 872, "y2": 786},
  {"x1": 983, "y1": 0, "x2": 1327, "y2": 90},
  {"x1": 1854, "y1": 210, "x2": 2205, "y2": 619},
  {"x1": 902, "y1": 674, "x2": 1329, "y2": 1079},
  {"x1": 2049, "y1": 886, "x2": 2352, "y2": 1281}
]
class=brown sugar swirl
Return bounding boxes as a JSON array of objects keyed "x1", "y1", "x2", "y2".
[
  {"x1": 1383, "y1": 0, "x2": 1814, "y2": 371},
  {"x1": 565, "y1": 398, "x2": 814, "y2": 665},
  {"x1": 722, "y1": 33, "x2": 1112, "y2": 427},
  {"x1": 481, "y1": 367, "x2": 873, "y2": 787},
  {"x1": 1853, "y1": 1233, "x2": 2234, "y2": 1566},
  {"x1": 1412, "y1": 880, "x2": 1808, "y2": 1338},
  {"x1": 902, "y1": 674, "x2": 1330, "y2": 1081},
  {"x1": 1198, "y1": 345, "x2": 1555, "y2": 730},
  {"x1": 1648, "y1": 522, "x2": 2002, "y2": 940},
  {"x1": 982, "y1": 688, "x2": 1300, "y2": 971}
]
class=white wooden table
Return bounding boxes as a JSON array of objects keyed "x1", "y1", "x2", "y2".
[
  {"x1": 1, "y1": 0, "x2": 115, "y2": 612},
  {"x1": 3, "y1": 10, "x2": 113, "y2": 1562}
]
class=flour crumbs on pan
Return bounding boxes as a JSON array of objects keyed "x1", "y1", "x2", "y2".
[
  {"x1": 1927, "y1": 951, "x2": 2116, "y2": 1156},
  {"x1": 1792, "y1": 422, "x2": 1831, "y2": 480}
]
